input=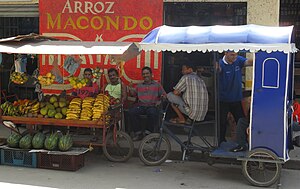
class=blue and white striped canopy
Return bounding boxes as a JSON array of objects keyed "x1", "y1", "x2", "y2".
[{"x1": 140, "y1": 24, "x2": 297, "y2": 53}]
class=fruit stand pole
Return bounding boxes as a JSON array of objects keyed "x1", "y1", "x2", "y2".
[{"x1": 0, "y1": 66, "x2": 2, "y2": 105}]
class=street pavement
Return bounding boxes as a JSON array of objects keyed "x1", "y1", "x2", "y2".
[{"x1": 0, "y1": 154, "x2": 299, "y2": 189}]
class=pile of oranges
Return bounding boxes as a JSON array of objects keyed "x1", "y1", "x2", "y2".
[
  {"x1": 68, "y1": 76, "x2": 88, "y2": 89},
  {"x1": 38, "y1": 72, "x2": 56, "y2": 86}
]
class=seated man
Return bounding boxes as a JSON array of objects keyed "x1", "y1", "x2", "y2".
[
  {"x1": 128, "y1": 67, "x2": 166, "y2": 141},
  {"x1": 105, "y1": 68, "x2": 127, "y2": 104},
  {"x1": 72, "y1": 68, "x2": 99, "y2": 99},
  {"x1": 167, "y1": 62, "x2": 208, "y2": 124}
]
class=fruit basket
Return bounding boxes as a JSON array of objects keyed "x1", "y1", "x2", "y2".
[
  {"x1": 10, "y1": 72, "x2": 28, "y2": 85},
  {"x1": 38, "y1": 72, "x2": 56, "y2": 86},
  {"x1": 68, "y1": 76, "x2": 89, "y2": 89}
]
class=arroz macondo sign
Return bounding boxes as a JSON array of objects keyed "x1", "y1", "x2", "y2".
[{"x1": 39, "y1": 0, "x2": 163, "y2": 93}]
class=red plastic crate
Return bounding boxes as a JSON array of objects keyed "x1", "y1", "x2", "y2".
[{"x1": 37, "y1": 152, "x2": 84, "y2": 171}]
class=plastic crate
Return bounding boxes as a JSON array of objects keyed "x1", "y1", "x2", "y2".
[
  {"x1": 0, "y1": 148, "x2": 37, "y2": 168},
  {"x1": 37, "y1": 153, "x2": 84, "y2": 171}
]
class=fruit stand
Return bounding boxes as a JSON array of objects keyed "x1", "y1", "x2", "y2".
[{"x1": 0, "y1": 34, "x2": 140, "y2": 162}]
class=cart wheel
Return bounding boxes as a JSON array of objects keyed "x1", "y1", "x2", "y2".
[
  {"x1": 103, "y1": 131, "x2": 134, "y2": 162},
  {"x1": 207, "y1": 157, "x2": 215, "y2": 166},
  {"x1": 242, "y1": 148, "x2": 282, "y2": 187},
  {"x1": 138, "y1": 133, "x2": 171, "y2": 166}
]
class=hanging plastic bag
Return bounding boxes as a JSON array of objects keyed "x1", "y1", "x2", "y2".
[
  {"x1": 14, "y1": 54, "x2": 27, "y2": 73},
  {"x1": 63, "y1": 55, "x2": 81, "y2": 75},
  {"x1": 51, "y1": 56, "x2": 63, "y2": 84}
]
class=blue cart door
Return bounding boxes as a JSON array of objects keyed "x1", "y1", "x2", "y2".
[{"x1": 250, "y1": 51, "x2": 289, "y2": 160}]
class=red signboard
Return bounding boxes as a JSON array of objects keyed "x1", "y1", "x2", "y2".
[{"x1": 39, "y1": 0, "x2": 163, "y2": 93}]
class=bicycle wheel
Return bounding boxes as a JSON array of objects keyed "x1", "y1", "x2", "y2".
[
  {"x1": 103, "y1": 131, "x2": 134, "y2": 162},
  {"x1": 138, "y1": 133, "x2": 171, "y2": 166},
  {"x1": 242, "y1": 148, "x2": 282, "y2": 187}
]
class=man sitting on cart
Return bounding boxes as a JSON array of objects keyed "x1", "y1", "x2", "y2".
[
  {"x1": 72, "y1": 68, "x2": 99, "y2": 99},
  {"x1": 167, "y1": 62, "x2": 209, "y2": 124},
  {"x1": 128, "y1": 66, "x2": 166, "y2": 141},
  {"x1": 105, "y1": 68, "x2": 127, "y2": 104}
]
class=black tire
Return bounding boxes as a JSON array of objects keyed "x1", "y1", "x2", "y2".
[
  {"x1": 242, "y1": 148, "x2": 282, "y2": 187},
  {"x1": 207, "y1": 157, "x2": 215, "y2": 166},
  {"x1": 138, "y1": 133, "x2": 171, "y2": 166},
  {"x1": 103, "y1": 131, "x2": 134, "y2": 162}
]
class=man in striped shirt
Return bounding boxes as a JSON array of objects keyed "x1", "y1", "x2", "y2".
[
  {"x1": 167, "y1": 63, "x2": 209, "y2": 124},
  {"x1": 128, "y1": 67, "x2": 166, "y2": 141}
]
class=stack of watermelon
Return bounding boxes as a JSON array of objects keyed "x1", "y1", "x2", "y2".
[{"x1": 6, "y1": 131, "x2": 73, "y2": 151}]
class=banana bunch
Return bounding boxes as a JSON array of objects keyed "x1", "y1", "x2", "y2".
[
  {"x1": 92, "y1": 94, "x2": 110, "y2": 121},
  {"x1": 0, "y1": 101, "x2": 19, "y2": 116},
  {"x1": 29, "y1": 101, "x2": 40, "y2": 114},
  {"x1": 16, "y1": 99, "x2": 39, "y2": 116},
  {"x1": 66, "y1": 98, "x2": 82, "y2": 120},
  {"x1": 79, "y1": 97, "x2": 95, "y2": 121}
]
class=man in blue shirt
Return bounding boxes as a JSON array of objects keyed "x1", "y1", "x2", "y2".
[{"x1": 217, "y1": 51, "x2": 253, "y2": 144}]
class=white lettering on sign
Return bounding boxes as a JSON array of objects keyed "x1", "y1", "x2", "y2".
[{"x1": 62, "y1": 0, "x2": 115, "y2": 15}]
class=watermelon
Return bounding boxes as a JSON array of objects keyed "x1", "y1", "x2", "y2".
[
  {"x1": 19, "y1": 134, "x2": 33, "y2": 149},
  {"x1": 32, "y1": 132, "x2": 46, "y2": 149},
  {"x1": 7, "y1": 133, "x2": 22, "y2": 148},
  {"x1": 44, "y1": 133, "x2": 59, "y2": 150},
  {"x1": 58, "y1": 134, "x2": 73, "y2": 151}
]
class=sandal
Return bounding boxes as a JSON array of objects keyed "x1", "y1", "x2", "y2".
[
  {"x1": 185, "y1": 118, "x2": 192, "y2": 125},
  {"x1": 169, "y1": 118, "x2": 185, "y2": 124}
]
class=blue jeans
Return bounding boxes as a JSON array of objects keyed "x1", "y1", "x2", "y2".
[{"x1": 128, "y1": 106, "x2": 159, "y2": 133}]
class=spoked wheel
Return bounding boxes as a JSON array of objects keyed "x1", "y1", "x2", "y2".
[
  {"x1": 242, "y1": 148, "x2": 282, "y2": 187},
  {"x1": 103, "y1": 131, "x2": 134, "y2": 162},
  {"x1": 138, "y1": 133, "x2": 171, "y2": 166}
]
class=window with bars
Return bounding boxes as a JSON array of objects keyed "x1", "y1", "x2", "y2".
[{"x1": 0, "y1": 17, "x2": 39, "y2": 38}]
